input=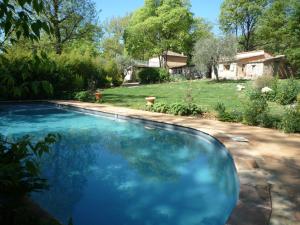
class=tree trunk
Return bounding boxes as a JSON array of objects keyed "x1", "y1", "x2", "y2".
[
  {"x1": 53, "y1": 0, "x2": 62, "y2": 54},
  {"x1": 213, "y1": 64, "x2": 219, "y2": 82}
]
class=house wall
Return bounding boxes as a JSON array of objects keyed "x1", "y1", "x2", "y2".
[
  {"x1": 148, "y1": 57, "x2": 161, "y2": 68},
  {"x1": 148, "y1": 55, "x2": 187, "y2": 68},
  {"x1": 212, "y1": 62, "x2": 265, "y2": 80},
  {"x1": 243, "y1": 63, "x2": 264, "y2": 79},
  {"x1": 212, "y1": 63, "x2": 238, "y2": 79},
  {"x1": 263, "y1": 61, "x2": 292, "y2": 78}
]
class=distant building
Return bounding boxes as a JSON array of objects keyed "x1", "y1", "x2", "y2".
[
  {"x1": 212, "y1": 50, "x2": 292, "y2": 80},
  {"x1": 149, "y1": 51, "x2": 189, "y2": 74}
]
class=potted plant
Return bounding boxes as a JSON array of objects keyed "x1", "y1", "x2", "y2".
[
  {"x1": 95, "y1": 90, "x2": 102, "y2": 101},
  {"x1": 145, "y1": 96, "x2": 156, "y2": 106}
]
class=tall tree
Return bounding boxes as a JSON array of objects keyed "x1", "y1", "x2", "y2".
[
  {"x1": 101, "y1": 15, "x2": 131, "y2": 58},
  {"x1": 43, "y1": 0, "x2": 101, "y2": 54},
  {"x1": 256, "y1": 0, "x2": 300, "y2": 72},
  {"x1": 124, "y1": 0, "x2": 195, "y2": 65},
  {"x1": 192, "y1": 36, "x2": 238, "y2": 81},
  {"x1": 219, "y1": 0, "x2": 267, "y2": 51}
]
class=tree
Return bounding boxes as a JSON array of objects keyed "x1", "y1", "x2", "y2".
[
  {"x1": 101, "y1": 15, "x2": 131, "y2": 58},
  {"x1": 192, "y1": 36, "x2": 238, "y2": 81},
  {"x1": 186, "y1": 17, "x2": 213, "y2": 59},
  {"x1": 125, "y1": 0, "x2": 194, "y2": 65},
  {"x1": 219, "y1": 0, "x2": 267, "y2": 51},
  {"x1": 256, "y1": 0, "x2": 300, "y2": 72},
  {"x1": 0, "y1": 0, "x2": 50, "y2": 50},
  {"x1": 42, "y1": 0, "x2": 101, "y2": 54}
]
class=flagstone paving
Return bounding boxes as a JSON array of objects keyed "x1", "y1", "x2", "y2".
[{"x1": 52, "y1": 101, "x2": 300, "y2": 225}]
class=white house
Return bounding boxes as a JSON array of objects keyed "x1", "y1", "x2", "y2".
[{"x1": 212, "y1": 50, "x2": 291, "y2": 80}]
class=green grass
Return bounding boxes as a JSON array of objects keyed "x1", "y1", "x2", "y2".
[{"x1": 102, "y1": 79, "x2": 298, "y2": 116}]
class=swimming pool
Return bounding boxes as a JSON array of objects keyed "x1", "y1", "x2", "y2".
[{"x1": 0, "y1": 103, "x2": 239, "y2": 225}]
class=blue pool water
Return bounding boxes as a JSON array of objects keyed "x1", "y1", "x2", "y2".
[{"x1": 0, "y1": 103, "x2": 239, "y2": 225}]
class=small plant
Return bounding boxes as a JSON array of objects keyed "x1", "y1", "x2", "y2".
[
  {"x1": 214, "y1": 102, "x2": 242, "y2": 122},
  {"x1": 0, "y1": 134, "x2": 59, "y2": 198},
  {"x1": 74, "y1": 90, "x2": 95, "y2": 102},
  {"x1": 151, "y1": 102, "x2": 170, "y2": 113},
  {"x1": 148, "y1": 102, "x2": 202, "y2": 116},
  {"x1": 275, "y1": 79, "x2": 299, "y2": 105},
  {"x1": 169, "y1": 103, "x2": 202, "y2": 116},
  {"x1": 243, "y1": 94, "x2": 269, "y2": 126},
  {"x1": 279, "y1": 107, "x2": 300, "y2": 133}
]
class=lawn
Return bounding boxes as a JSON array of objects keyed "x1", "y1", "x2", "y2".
[{"x1": 102, "y1": 79, "x2": 299, "y2": 116}]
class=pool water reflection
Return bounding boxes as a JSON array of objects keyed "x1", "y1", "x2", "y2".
[{"x1": 0, "y1": 103, "x2": 239, "y2": 225}]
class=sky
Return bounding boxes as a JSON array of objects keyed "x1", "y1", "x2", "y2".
[{"x1": 95, "y1": 0, "x2": 223, "y2": 34}]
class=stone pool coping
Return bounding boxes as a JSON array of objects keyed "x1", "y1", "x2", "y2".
[{"x1": 2, "y1": 100, "x2": 300, "y2": 225}]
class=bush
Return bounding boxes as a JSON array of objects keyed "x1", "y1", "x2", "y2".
[
  {"x1": 112, "y1": 78, "x2": 123, "y2": 87},
  {"x1": 138, "y1": 68, "x2": 160, "y2": 84},
  {"x1": 275, "y1": 79, "x2": 299, "y2": 105},
  {"x1": 0, "y1": 54, "x2": 54, "y2": 99},
  {"x1": 254, "y1": 75, "x2": 275, "y2": 90},
  {"x1": 243, "y1": 95, "x2": 269, "y2": 126},
  {"x1": 158, "y1": 68, "x2": 170, "y2": 82},
  {"x1": 0, "y1": 49, "x2": 110, "y2": 100},
  {"x1": 279, "y1": 107, "x2": 300, "y2": 133},
  {"x1": 150, "y1": 102, "x2": 170, "y2": 113},
  {"x1": 214, "y1": 103, "x2": 243, "y2": 122},
  {"x1": 147, "y1": 102, "x2": 202, "y2": 116},
  {"x1": 0, "y1": 134, "x2": 58, "y2": 197},
  {"x1": 168, "y1": 103, "x2": 202, "y2": 116},
  {"x1": 74, "y1": 91, "x2": 95, "y2": 102}
]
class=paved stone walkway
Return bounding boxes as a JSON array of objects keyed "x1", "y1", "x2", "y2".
[{"x1": 52, "y1": 101, "x2": 300, "y2": 225}]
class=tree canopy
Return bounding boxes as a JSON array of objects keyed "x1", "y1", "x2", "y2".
[
  {"x1": 219, "y1": 0, "x2": 267, "y2": 51},
  {"x1": 193, "y1": 36, "x2": 238, "y2": 81},
  {"x1": 42, "y1": 0, "x2": 101, "y2": 54},
  {"x1": 124, "y1": 0, "x2": 211, "y2": 62}
]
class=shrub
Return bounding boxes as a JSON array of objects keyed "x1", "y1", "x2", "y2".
[
  {"x1": 243, "y1": 95, "x2": 269, "y2": 126},
  {"x1": 246, "y1": 88, "x2": 264, "y2": 101},
  {"x1": 279, "y1": 107, "x2": 300, "y2": 133},
  {"x1": 112, "y1": 78, "x2": 123, "y2": 87},
  {"x1": 254, "y1": 75, "x2": 275, "y2": 90},
  {"x1": 74, "y1": 91, "x2": 95, "y2": 102},
  {"x1": 0, "y1": 54, "x2": 54, "y2": 99},
  {"x1": 0, "y1": 134, "x2": 58, "y2": 197},
  {"x1": 214, "y1": 102, "x2": 243, "y2": 122},
  {"x1": 0, "y1": 134, "x2": 59, "y2": 225},
  {"x1": 168, "y1": 103, "x2": 202, "y2": 116},
  {"x1": 147, "y1": 102, "x2": 202, "y2": 116},
  {"x1": 151, "y1": 102, "x2": 170, "y2": 113},
  {"x1": 138, "y1": 68, "x2": 160, "y2": 84},
  {"x1": 158, "y1": 68, "x2": 170, "y2": 82},
  {"x1": 0, "y1": 49, "x2": 110, "y2": 100},
  {"x1": 275, "y1": 79, "x2": 299, "y2": 105}
]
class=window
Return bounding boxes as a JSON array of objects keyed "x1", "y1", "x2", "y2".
[
  {"x1": 252, "y1": 65, "x2": 256, "y2": 71},
  {"x1": 224, "y1": 64, "x2": 230, "y2": 71},
  {"x1": 242, "y1": 64, "x2": 245, "y2": 72}
]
